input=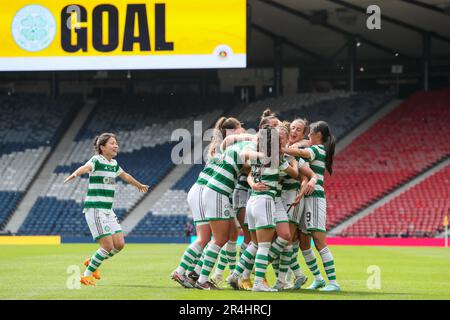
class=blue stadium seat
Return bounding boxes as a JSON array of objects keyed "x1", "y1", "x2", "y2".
[
  {"x1": 0, "y1": 94, "x2": 82, "y2": 228},
  {"x1": 17, "y1": 94, "x2": 228, "y2": 236}
]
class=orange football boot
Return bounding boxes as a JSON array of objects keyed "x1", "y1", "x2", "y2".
[
  {"x1": 80, "y1": 276, "x2": 95, "y2": 286},
  {"x1": 84, "y1": 259, "x2": 101, "y2": 280}
]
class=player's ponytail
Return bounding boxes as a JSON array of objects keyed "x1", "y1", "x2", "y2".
[
  {"x1": 259, "y1": 108, "x2": 279, "y2": 128},
  {"x1": 93, "y1": 133, "x2": 117, "y2": 155},
  {"x1": 208, "y1": 117, "x2": 226, "y2": 158},
  {"x1": 208, "y1": 117, "x2": 241, "y2": 158},
  {"x1": 262, "y1": 108, "x2": 274, "y2": 119},
  {"x1": 311, "y1": 121, "x2": 335, "y2": 175},
  {"x1": 325, "y1": 134, "x2": 336, "y2": 175}
]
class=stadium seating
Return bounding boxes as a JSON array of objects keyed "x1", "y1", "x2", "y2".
[
  {"x1": 239, "y1": 90, "x2": 353, "y2": 125},
  {"x1": 130, "y1": 213, "x2": 191, "y2": 237},
  {"x1": 18, "y1": 95, "x2": 227, "y2": 236},
  {"x1": 0, "y1": 192, "x2": 22, "y2": 230},
  {"x1": 274, "y1": 91, "x2": 392, "y2": 139},
  {"x1": 342, "y1": 164, "x2": 450, "y2": 237},
  {"x1": 128, "y1": 165, "x2": 204, "y2": 237},
  {"x1": 128, "y1": 91, "x2": 393, "y2": 237},
  {"x1": 171, "y1": 164, "x2": 205, "y2": 193},
  {"x1": 240, "y1": 91, "x2": 393, "y2": 137},
  {"x1": 0, "y1": 94, "x2": 82, "y2": 229},
  {"x1": 14, "y1": 88, "x2": 449, "y2": 239},
  {"x1": 0, "y1": 94, "x2": 81, "y2": 153},
  {"x1": 326, "y1": 88, "x2": 450, "y2": 229}
]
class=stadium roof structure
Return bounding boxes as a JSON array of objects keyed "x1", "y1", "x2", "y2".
[{"x1": 248, "y1": 0, "x2": 450, "y2": 66}]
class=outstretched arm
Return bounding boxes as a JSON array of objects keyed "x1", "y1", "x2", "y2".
[
  {"x1": 118, "y1": 172, "x2": 149, "y2": 193},
  {"x1": 64, "y1": 164, "x2": 93, "y2": 184}
]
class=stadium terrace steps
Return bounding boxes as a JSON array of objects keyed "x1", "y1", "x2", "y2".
[
  {"x1": 330, "y1": 157, "x2": 450, "y2": 236},
  {"x1": 5, "y1": 100, "x2": 95, "y2": 233}
]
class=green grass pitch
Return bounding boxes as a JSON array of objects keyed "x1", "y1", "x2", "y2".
[{"x1": 0, "y1": 244, "x2": 449, "y2": 300}]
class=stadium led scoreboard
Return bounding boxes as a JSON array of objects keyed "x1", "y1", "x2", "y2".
[{"x1": 0, "y1": 0, "x2": 247, "y2": 71}]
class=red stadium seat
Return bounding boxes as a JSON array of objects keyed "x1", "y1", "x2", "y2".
[
  {"x1": 342, "y1": 164, "x2": 450, "y2": 237},
  {"x1": 326, "y1": 88, "x2": 450, "y2": 235}
]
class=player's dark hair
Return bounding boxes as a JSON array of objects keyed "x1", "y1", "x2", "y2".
[
  {"x1": 93, "y1": 133, "x2": 117, "y2": 155},
  {"x1": 262, "y1": 108, "x2": 275, "y2": 118},
  {"x1": 259, "y1": 108, "x2": 279, "y2": 128},
  {"x1": 310, "y1": 121, "x2": 335, "y2": 175},
  {"x1": 208, "y1": 116, "x2": 241, "y2": 158}
]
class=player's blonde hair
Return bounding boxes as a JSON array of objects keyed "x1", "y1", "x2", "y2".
[{"x1": 278, "y1": 121, "x2": 291, "y2": 135}]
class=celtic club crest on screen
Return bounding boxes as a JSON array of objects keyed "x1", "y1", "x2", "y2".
[{"x1": 11, "y1": 5, "x2": 56, "y2": 52}]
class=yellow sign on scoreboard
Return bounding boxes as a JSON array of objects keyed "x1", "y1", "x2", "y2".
[{"x1": 0, "y1": 0, "x2": 246, "y2": 70}]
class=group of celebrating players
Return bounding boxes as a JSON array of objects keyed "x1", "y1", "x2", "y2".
[
  {"x1": 64, "y1": 107, "x2": 340, "y2": 292},
  {"x1": 171, "y1": 109, "x2": 340, "y2": 292}
]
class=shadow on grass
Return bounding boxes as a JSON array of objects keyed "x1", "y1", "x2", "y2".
[
  {"x1": 104, "y1": 285, "x2": 419, "y2": 298},
  {"x1": 280, "y1": 289, "x2": 417, "y2": 297},
  {"x1": 102, "y1": 284, "x2": 173, "y2": 290}
]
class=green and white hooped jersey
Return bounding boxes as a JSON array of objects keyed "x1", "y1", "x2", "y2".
[
  {"x1": 236, "y1": 172, "x2": 250, "y2": 191},
  {"x1": 205, "y1": 140, "x2": 256, "y2": 197},
  {"x1": 234, "y1": 140, "x2": 255, "y2": 191},
  {"x1": 251, "y1": 158, "x2": 289, "y2": 200},
  {"x1": 195, "y1": 154, "x2": 222, "y2": 186},
  {"x1": 303, "y1": 144, "x2": 326, "y2": 198},
  {"x1": 83, "y1": 154, "x2": 124, "y2": 212},
  {"x1": 281, "y1": 154, "x2": 302, "y2": 191},
  {"x1": 279, "y1": 155, "x2": 307, "y2": 196},
  {"x1": 231, "y1": 140, "x2": 257, "y2": 153}
]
